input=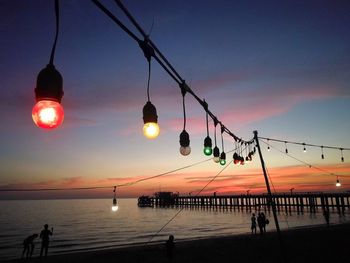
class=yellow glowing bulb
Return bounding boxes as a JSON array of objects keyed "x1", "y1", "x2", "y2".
[
  {"x1": 111, "y1": 205, "x2": 119, "y2": 212},
  {"x1": 143, "y1": 122, "x2": 160, "y2": 139}
]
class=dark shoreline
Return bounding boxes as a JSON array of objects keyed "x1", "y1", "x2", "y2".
[{"x1": 6, "y1": 222, "x2": 350, "y2": 263}]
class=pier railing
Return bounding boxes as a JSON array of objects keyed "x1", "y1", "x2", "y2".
[{"x1": 140, "y1": 193, "x2": 350, "y2": 214}]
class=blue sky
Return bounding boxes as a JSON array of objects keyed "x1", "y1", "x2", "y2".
[{"x1": 0, "y1": 0, "x2": 349, "y2": 199}]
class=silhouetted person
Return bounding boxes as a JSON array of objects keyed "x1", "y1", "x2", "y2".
[
  {"x1": 323, "y1": 209, "x2": 330, "y2": 227},
  {"x1": 261, "y1": 212, "x2": 267, "y2": 233},
  {"x1": 165, "y1": 235, "x2": 175, "y2": 261},
  {"x1": 40, "y1": 224, "x2": 53, "y2": 258},
  {"x1": 257, "y1": 213, "x2": 264, "y2": 234},
  {"x1": 21, "y1": 234, "x2": 38, "y2": 259},
  {"x1": 251, "y1": 213, "x2": 257, "y2": 234}
]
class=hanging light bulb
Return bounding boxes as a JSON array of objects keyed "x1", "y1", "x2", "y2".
[
  {"x1": 143, "y1": 101, "x2": 159, "y2": 139},
  {"x1": 204, "y1": 136, "x2": 212, "y2": 156},
  {"x1": 33, "y1": 0, "x2": 64, "y2": 130},
  {"x1": 239, "y1": 141, "x2": 245, "y2": 165},
  {"x1": 336, "y1": 178, "x2": 341, "y2": 187},
  {"x1": 285, "y1": 141, "x2": 288, "y2": 154},
  {"x1": 340, "y1": 148, "x2": 344, "y2": 162},
  {"x1": 179, "y1": 130, "x2": 191, "y2": 156},
  {"x1": 141, "y1": 43, "x2": 159, "y2": 139},
  {"x1": 212, "y1": 118, "x2": 220, "y2": 162},
  {"x1": 233, "y1": 152, "x2": 240, "y2": 165},
  {"x1": 213, "y1": 146, "x2": 220, "y2": 163},
  {"x1": 112, "y1": 186, "x2": 118, "y2": 212},
  {"x1": 219, "y1": 125, "x2": 226, "y2": 165},
  {"x1": 267, "y1": 139, "x2": 270, "y2": 151},
  {"x1": 202, "y1": 100, "x2": 213, "y2": 156},
  {"x1": 220, "y1": 152, "x2": 226, "y2": 165},
  {"x1": 245, "y1": 143, "x2": 250, "y2": 164},
  {"x1": 178, "y1": 82, "x2": 191, "y2": 156},
  {"x1": 303, "y1": 143, "x2": 306, "y2": 153},
  {"x1": 321, "y1": 146, "x2": 325, "y2": 159}
]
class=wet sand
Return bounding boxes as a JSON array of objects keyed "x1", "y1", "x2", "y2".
[{"x1": 7, "y1": 223, "x2": 350, "y2": 263}]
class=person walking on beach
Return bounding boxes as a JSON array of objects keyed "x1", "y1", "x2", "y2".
[
  {"x1": 323, "y1": 209, "x2": 330, "y2": 227},
  {"x1": 21, "y1": 234, "x2": 38, "y2": 259},
  {"x1": 257, "y1": 213, "x2": 264, "y2": 234},
  {"x1": 165, "y1": 235, "x2": 175, "y2": 261},
  {"x1": 251, "y1": 213, "x2": 257, "y2": 234},
  {"x1": 261, "y1": 212, "x2": 268, "y2": 233},
  {"x1": 39, "y1": 224, "x2": 53, "y2": 258}
]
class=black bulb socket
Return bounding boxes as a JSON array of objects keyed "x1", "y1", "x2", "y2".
[
  {"x1": 143, "y1": 101, "x2": 158, "y2": 124},
  {"x1": 220, "y1": 152, "x2": 226, "y2": 160},
  {"x1": 213, "y1": 146, "x2": 220, "y2": 157},
  {"x1": 179, "y1": 130, "x2": 190, "y2": 147},
  {"x1": 204, "y1": 136, "x2": 212, "y2": 148},
  {"x1": 35, "y1": 64, "x2": 64, "y2": 102}
]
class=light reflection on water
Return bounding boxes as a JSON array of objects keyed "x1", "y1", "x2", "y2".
[{"x1": 0, "y1": 198, "x2": 349, "y2": 260}]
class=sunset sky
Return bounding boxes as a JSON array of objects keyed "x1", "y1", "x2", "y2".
[{"x1": 1, "y1": 0, "x2": 350, "y2": 199}]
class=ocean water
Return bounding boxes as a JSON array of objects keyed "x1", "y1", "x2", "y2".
[{"x1": 0, "y1": 198, "x2": 349, "y2": 260}]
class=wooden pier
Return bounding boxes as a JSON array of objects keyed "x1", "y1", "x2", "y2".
[{"x1": 140, "y1": 192, "x2": 350, "y2": 214}]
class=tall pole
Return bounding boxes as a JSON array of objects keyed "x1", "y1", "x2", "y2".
[{"x1": 253, "y1": 130, "x2": 287, "y2": 262}]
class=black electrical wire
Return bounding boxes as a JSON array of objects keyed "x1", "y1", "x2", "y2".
[
  {"x1": 113, "y1": 0, "x2": 183, "y2": 82},
  {"x1": 49, "y1": 0, "x2": 59, "y2": 65},
  {"x1": 152, "y1": 55, "x2": 181, "y2": 84},
  {"x1": 258, "y1": 136, "x2": 350, "y2": 151},
  {"x1": 146, "y1": 59, "x2": 151, "y2": 101},
  {"x1": 181, "y1": 86, "x2": 187, "y2": 131},
  {"x1": 214, "y1": 121, "x2": 218, "y2": 147},
  {"x1": 93, "y1": 0, "x2": 254, "y2": 145},
  {"x1": 260, "y1": 139, "x2": 346, "y2": 179},
  {"x1": 265, "y1": 165, "x2": 291, "y2": 229},
  {"x1": 148, "y1": 160, "x2": 232, "y2": 242},
  {"x1": 205, "y1": 109, "x2": 209, "y2": 137},
  {"x1": 91, "y1": 0, "x2": 141, "y2": 43},
  {"x1": 220, "y1": 125, "x2": 225, "y2": 152}
]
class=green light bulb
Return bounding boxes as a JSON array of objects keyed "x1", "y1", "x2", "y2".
[
  {"x1": 220, "y1": 159, "x2": 226, "y2": 165},
  {"x1": 203, "y1": 147, "x2": 212, "y2": 156}
]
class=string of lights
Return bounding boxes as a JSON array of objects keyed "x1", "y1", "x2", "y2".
[
  {"x1": 260, "y1": 139, "x2": 346, "y2": 187},
  {"x1": 30, "y1": 0, "x2": 258, "y2": 168},
  {"x1": 148, "y1": 160, "x2": 233, "y2": 242},
  {"x1": 90, "y1": 0, "x2": 255, "y2": 151},
  {"x1": 260, "y1": 136, "x2": 350, "y2": 162}
]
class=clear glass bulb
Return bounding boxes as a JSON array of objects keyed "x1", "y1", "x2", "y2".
[
  {"x1": 111, "y1": 205, "x2": 119, "y2": 212},
  {"x1": 213, "y1": 157, "x2": 220, "y2": 163},
  {"x1": 32, "y1": 100, "x2": 64, "y2": 129},
  {"x1": 143, "y1": 122, "x2": 160, "y2": 139},
  {"x1": 180, "y1": 146, "x2": 191, "y2": 156},
  {"x1": 336, "y1": 180, "x2": 341, "y2": 187}
]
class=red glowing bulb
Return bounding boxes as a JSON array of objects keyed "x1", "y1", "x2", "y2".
[{"x1": 32, "y1": 100, "x2": 64, "y2": 129}]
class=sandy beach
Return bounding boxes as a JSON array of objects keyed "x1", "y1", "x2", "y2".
[{"x1": 6, "y1": 222, "x2": 350, "y2": 263}]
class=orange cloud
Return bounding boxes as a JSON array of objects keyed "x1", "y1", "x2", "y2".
[{"x1": 1, "y1": 163, "x2": 349, "y2": 199}]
